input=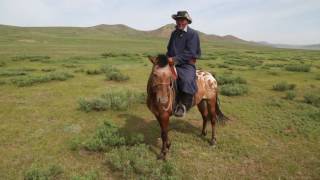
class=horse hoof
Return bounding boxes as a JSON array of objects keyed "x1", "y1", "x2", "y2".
[
  {"x1": 210, "y1": 139, "x2": 216, "y2": 146},
  {"x1": 166, "y1": 143, "x2": 171, "y2": 150},
  {"x1": 157, "y1": 153, "x2": 167, "y2": 161},
  {"x1": 201, "y1": 131, "x2": 207, "y2": 136}
]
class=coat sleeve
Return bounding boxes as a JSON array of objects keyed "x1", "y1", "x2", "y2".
[
  {"x1": 173, "y1": 31, "x2": 200, "y2": 65},
  {"x1": 166, "y1": 31, "x2": 175, "y2": 57}
]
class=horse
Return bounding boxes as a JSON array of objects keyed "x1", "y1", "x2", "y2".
[{"x1": 147, "y1": 54, "x2": 228, "y2": 160}]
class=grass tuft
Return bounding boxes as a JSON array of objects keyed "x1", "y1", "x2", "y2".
[
  {"x1": 285, "y1": 64, "x2": 311, "y2": 72},
  {"x1": 220, "y1": 84, "x2": 248, "y2": 96},
  {"x1": 272, "y1": 81, "x2": 295, "y2": 91},
  {"x1": 84, "y1": 121, "x2": 126, "y2": 151},
  {"x1": 284, "y1": 91, "x2": 296, "y2": 100},
  {"x1": 11, "y1": 72, "x2": 74, "y2": 87},
  {"x1": 24, "y1": 164, "x2": 63, "y2": 180},
  {"x1": 304, "y1": 93, "x2": 320, "y2": 107},
  {"x1": 78, "y1": 89, "x2": 145, "y2": 112},
  {"x1": 216, "y1": 75, "x2": 247, "y2": 85}
]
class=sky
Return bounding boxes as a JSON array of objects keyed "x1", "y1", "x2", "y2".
[{"x1": 0, "y1": 0, "x2": 319, "y2": 45}]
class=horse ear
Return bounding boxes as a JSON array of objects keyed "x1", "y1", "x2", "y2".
[{"x1": 148, "y1": 56, "x2": 158, "y2": 64}]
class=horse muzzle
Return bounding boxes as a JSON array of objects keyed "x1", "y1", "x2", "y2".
[{"x1": 157, "y1": 96, "x2": 169, "y2": 104}]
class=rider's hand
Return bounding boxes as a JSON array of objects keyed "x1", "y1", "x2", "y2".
[{"x1": 168, "y1": 57, "x2": 174, "y2": 66}]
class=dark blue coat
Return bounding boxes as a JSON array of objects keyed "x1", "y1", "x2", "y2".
[{"x1": 166, "y1": 26, "x2": 201, "y2": 95}]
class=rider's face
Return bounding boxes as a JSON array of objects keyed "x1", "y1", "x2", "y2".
[{"x1": 176, "y1": 18, "x2": 188, "y2": 30}]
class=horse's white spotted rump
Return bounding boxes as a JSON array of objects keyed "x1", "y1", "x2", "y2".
[{"x1": 196, "y1": 70, "x2": 217, "y2": 100}]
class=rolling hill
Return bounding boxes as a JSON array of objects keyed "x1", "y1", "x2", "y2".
[
  {"x1": 0, "y1": 23, "x2": 258, "y2": 45},
  {"x1": 1, "y1": 23, "x2": 318, "y2": 51}
]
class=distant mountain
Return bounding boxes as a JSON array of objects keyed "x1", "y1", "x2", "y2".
[
  {"x1": 145, "y1": 23, "x2": 254, "y2": 44},
  {"x1": 147, "y1": 24, "x2": 175, "y2": 38},
  {"x1": 256, "y1": 41, "x2": 320, "y2": 50},
  {"x1": 0, "y1": 23, "x2": 257, "y2": 45},
  {"x1": 8, "y1": 23, "x2": 316, "y2": 49}
]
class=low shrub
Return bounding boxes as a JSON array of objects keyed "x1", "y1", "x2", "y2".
[
  {"x1": 216, "y1": 75, "x2": 247, "y2": 85},
  {"x1": 106, "y1": 144, "x2": 178, "y2": 179},
  {"x1": 79, "y1": 119, "x2": 177, "y2": 178},
  {"x1": 78, "y1": 89, "x2": 145, "y2": 112},
  {"x1": 265, "y1": 98, "x2": 283, "y2": 107},
  {"x1": 220, "y1": 84, "x2": 248, "y2": 96},
  {"x1": 24, "y1": 164, "x2": 63, "y2": 180},
  {"x1": 48, "y1": 72, "x2": 74, "y2": 81},
  {"x1": 62, "y1": 64, "x2": 78, "y2": 68},
  {"x1": 84, "y1": 121, "x2": 126, "y2": 151},
  {"x1": 86, "y1": 69, "x2": 103, "y2": 75},
  {"x1": 68, "y1": 137, "x2": 82, "y2": 151},
  {"x1": 304, "y1": 93, "x2": 320, "y2": 107},
  {"x1": 285, "y1": 64, "x2": 311, "y2": 72},
  {"x1": 12, "y1": 55, "x2": 50, "y2": 62},
  {"x1": 284, "y1": 91, "x2": 296, "y2": 100},
  {"x1": 74, "y1": 68, "x2": 85, "y2": 73},
  {"x1": 106, "y1": 71, "x2": 129, "y2": 81},
  {"x1": 272, "y1": 81, "x2": 295, "y2": 91},
  {"x1": 78, "y1": 97, "x2": 110, "y2": 112},
  {"x1": 11, "y1": 72, "x2": 74, "y2": 87},
  {"x1": 0, "y1": 70, "x2": 28, "y2": 76},
  {"x1": 101, "y1": 52, "x2": 119, "y2": 58},
  {"x1": 41, "y1": 68, "x2": 56, "y2": 72}
]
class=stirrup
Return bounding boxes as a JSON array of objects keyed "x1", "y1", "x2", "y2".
[{"x1": 174, "y1": 104, "x2": 186, "y2": 118}]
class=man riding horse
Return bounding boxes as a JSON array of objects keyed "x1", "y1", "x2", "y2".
[
  {"x1": 147, "y1": 11, "x2": 228, "y2": 159},
  {"x1": 167, "y1": 11, "x2": 201, "y2": 117}
]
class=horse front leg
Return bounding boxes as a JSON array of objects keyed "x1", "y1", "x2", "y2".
[{"x1": 157, "y1": 113, "x2": 170, "y2": 160}]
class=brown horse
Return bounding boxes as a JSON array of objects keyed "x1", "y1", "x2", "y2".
[{"x1": 147, "y1": 55, "x2": 228, "y2": 160}]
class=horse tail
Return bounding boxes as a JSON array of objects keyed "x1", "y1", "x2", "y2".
[{"x1": 215, "y1": 91, "x2": 230, "y2": 124}]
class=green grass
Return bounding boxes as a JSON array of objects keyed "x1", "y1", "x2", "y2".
[
  {"x1": 0, "y1": 25, "x2": 319, "y2": 179},
  {"x1": 71, "y1": 171, "x2": 100, "y2": 180}
]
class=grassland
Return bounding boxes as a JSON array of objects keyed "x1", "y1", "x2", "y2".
[{"x1": 0, "y1": 25, "x2": 319, "y2": 179}]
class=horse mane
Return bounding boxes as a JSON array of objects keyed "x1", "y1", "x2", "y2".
[{"x1": 156, "y1": 54, "x2": 168, "y2": 67}]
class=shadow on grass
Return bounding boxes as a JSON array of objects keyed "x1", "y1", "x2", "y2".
[{"x1": 117, "y1": 113, "x2": 204, "y2": 155}]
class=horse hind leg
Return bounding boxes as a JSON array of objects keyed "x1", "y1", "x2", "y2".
[
  {"x1": 207, "y1": 98, "x2": 217, "y2": 146},
  {"x1": 197, "y1": 100, "x2": 209, "y2": 136}
]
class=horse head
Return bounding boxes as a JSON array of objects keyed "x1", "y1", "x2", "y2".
[{"x1": 147, "y1": 54, "x2": 176, "y2": 112}]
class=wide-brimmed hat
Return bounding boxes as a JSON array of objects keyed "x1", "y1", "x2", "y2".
[{"x1": 172, "y1": 11, "x2": 192, "y2": 24}]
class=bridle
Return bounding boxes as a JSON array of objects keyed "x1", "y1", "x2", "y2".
[{"x1": 151, "y1": 75, "x2": 175, "y2": 112}]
